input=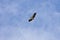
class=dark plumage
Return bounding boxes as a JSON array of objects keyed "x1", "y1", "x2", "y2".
[{"x1": 28, "y1": 12, "x2": 36, "y2": 22}]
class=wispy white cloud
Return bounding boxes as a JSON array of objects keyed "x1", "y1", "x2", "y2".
[{"x1": 0, "y1": 26, "x2": 58, "y2": 40}]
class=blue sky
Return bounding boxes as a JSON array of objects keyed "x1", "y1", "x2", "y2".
[{"x1": 0, "y1": 0, "x2": 60, "y2": 40}]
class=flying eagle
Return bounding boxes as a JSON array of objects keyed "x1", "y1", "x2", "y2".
[{"x1": 28, "y1": 12, "x2": 36, "y2": 22}]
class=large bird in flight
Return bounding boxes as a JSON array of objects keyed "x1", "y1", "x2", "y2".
[{"x1": 28, "y1": 12, "x2": 37, "y2": 22}]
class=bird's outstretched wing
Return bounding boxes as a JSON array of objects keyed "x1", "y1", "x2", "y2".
[{"x1": 28, "y1": 12, "x2": 36, "y2": 22}]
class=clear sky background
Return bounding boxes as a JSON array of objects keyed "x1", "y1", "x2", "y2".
[{"x1": 0, "y1": 0, "x2": 60, "y2": 40}]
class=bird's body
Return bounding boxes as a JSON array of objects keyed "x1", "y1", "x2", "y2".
[{"x1": 28, "y1": 12, "x2": 36, "y2": 22}]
